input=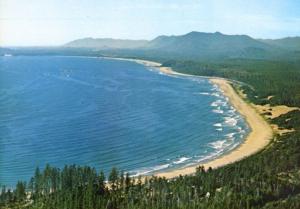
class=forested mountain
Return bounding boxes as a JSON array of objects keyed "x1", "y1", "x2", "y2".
[
  {"x1": 64, "y1": 32, "x2": 297, "y2": 60},
  {"x1": 64, "y1": 38, "x2": 148, "y2": 49},
  {"x1": 0, "y1": 47, "x2": 13, "y2": 55},
  {"x1": 1, "y1": 32, "x2": 300, "y2": 208},
  {"x1": 4, "y1": 32, "x2": 299, "y2": 60},
  {"x1": 259, "y1": 37, "x2": 300, "y2": 51},
  {"x1": 145, "y1": 31, "x2": 276, "y2": 59}
]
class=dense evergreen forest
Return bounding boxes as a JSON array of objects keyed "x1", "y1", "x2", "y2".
[
  {"x1": 162, "y1": 59, "x2": 300, "y2": 106},
  {"x1": 1, "y1": 55, "x2": 300, "y2": 209}
]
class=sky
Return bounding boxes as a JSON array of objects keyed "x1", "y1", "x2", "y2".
[{"x1": 1, "y1": 0, "x2": 300, "y2": 46}]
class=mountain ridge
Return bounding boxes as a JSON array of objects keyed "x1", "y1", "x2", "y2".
[
  {"x1": 6, "y1": 31, "x2": 298, "y2": 60},
  {"x1": 259, "y1": 37, "x2": 300, "y2": 51},
  {"x1": 64, "y1": 31, "x2": 284, "y2": 59},
  {"x1": 64, "y1": 37, "x2": 148, "y2": 49}
]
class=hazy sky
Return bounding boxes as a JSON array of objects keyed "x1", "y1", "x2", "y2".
[{"x1": 1, "y1": 0, "x2": 300, "y2": 46}]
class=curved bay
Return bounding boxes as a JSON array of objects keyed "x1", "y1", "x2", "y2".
[{"x1": 0, "y1": 56, "x2": 249, "y2": 186}]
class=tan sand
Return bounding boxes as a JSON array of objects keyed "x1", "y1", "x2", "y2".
[
  {"x1": 255, "y1": 104, "x2": 299, "y2": 119},
  {"x1": 254, "y1": 104, "x2": 299, "y2": 135},
  {"x1": 103, "y1": 56, "x2": 186, "y2": 76},
  {"x1": 102, "y1": 57, "x2": 161, "y2": 67},
  {"x1": 235, "y1": 90, "x2": 298, "y2": 136},
  {"x1": 103, "y1": 57, "x2": 274, "y2": 178},
  {"x1": 156, "y1": 79, "x2": 273, "y2": 178},
  {"x1": 270, "y1": 124, "x2": 295, "y2": 136}
]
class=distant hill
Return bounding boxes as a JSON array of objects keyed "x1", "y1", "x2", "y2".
[
  {"x1": 0, "y1": 47, "x2": 14, "y2": 56},
  {"x1": 259, "y1": 37, "x2": 300, "y2": 51},
  {"x1": 12, "y1": 31, "x2": 298, "y2": 60},
  {"x1": 144, "y1": 31, "x2": 276, "y2": 59},
  {"x1": 64, "y1": 38, "x2": 148, "y2": 49},
  {"x1": 65, "y1": 32, "x2": 277, "y2": 59}
]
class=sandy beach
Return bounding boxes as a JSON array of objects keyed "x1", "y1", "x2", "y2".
[
  {"x1": 157, "y1": 78, "x2": 273, "y2": 178},
  {"x1": 105, "y1": 57, "x2": 274, "y2": 178}
]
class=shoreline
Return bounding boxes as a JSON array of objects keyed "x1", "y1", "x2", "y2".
[
  {"x1": 157, "y1": 78, "x2": 273, "y2": 178},
  {"x1": 105, "y1": 57, "x2": 273, "y2": 178}
]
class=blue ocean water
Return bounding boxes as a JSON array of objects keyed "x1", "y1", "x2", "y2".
[{"x1": 0, "y1": 56, "x2": 248, "y2": 186}]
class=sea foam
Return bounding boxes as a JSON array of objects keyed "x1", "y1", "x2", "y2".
[
  {"x1": 209, "y1": 140, "x2": 227, "y2": 150},
  {"x1": 213, "y1": 123, "x2": 222, "y2": 127},
  {"x1": 131, "y1": 164, "x2": 170, "y2": 176},
  {"x1": 213, "y1": 109, "x2": 224, "y2": 114},
  {"x1": 198, "y1": 92, "x2": 210, "y2": 95},
  {"x1": 173, "y1": 157, "x2": 191, "y2": 165},
  {"x1": 224, "y1": 117, "x2": 238, "y2": 126}
]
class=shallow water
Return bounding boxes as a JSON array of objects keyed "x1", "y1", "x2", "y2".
[{"x1": 0, "y1": 56, "x2": 248, "y2": 186}]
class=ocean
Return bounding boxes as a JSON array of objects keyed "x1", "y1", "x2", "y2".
[{"x1": 0, "y1": 56, "x2": 249, "y2": 186}]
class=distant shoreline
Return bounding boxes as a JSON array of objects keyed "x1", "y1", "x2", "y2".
[{"x1": 105, "y1": 56, "x2": 273, "y2": 178}]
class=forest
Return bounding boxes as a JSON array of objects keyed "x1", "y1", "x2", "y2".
[
  {"x1": 1, "y1": 57, "x2": 300, "y2": 209},
  {"x1": 162, "y1": 59, "x2": 300, "y2": 106}
]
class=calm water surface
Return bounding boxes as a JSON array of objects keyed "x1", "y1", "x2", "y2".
[{"x1": 0, "y1": 56, "x2": 248, "y2": 186}]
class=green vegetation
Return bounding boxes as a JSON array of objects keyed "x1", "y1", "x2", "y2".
[
  {"x1": 260, "y1": 37, "x2": 300, "y2": 51},
  {"x1": 64, "y1": 38, "x2": 148, "y2": 49},
  {"x1": 163, "y1": 59, "x2": 300, "y2": 106},
  {"x1": 1, "y1": 119, "x2": 300, "y2": 209},
  {"x1": 64, "y1": 31, "x2": 300, "y2": 61},
  {"x1": 1, "y1": 32, "x2": 300, "y2": 208},
  {"x1": 1, "y1": 56, "x2": 300, "y2": 208}
]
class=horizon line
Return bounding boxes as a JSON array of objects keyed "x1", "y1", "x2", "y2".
[{"x1": 1, "y1": 31, "x2": 300, "y2": 48}]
